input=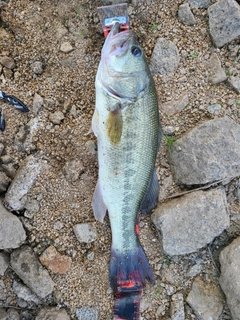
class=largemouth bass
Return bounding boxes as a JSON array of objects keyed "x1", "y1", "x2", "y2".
[{"x1": 92, "y1": 23, "x2": 161, "y2": 319}]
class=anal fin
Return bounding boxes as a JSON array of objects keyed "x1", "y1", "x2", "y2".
[
  {"x1": 92, "y1": 180, "x2": 107, "y2": 223},
  {"x1": 140, "y1": 169, "x2": 159, "y2": 215}
]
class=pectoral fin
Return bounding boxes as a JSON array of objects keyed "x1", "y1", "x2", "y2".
[
  {"x1": 92, "y1": 179, "x2": 107, "y2": 223},
  {"x1": 106, "y1": 109, "x2": 122, "y2": 146},
  {"x1": 140, "y1": 169, "x2": 159, "y2": 215},
  {"x1": 92, "y1": 109, "x2": 99, "y2": 137}
]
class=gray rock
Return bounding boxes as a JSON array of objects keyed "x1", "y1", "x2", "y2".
[
  {"x1": 55, "y1": 23, "x2": 68, "y2": 40},
  {"x1": 170, "y1": 293, "x2": 185, "y2": 320},
  {"x1": 207, "y1": 53, "x2": 227, "y2": 84},
  {"x1": 228, "y1": 75, "x2": 240, "y2": 93},
  {"x1": 208, "y1": 0, "x2": 240, "y2": 47},
  {"x1": 207, "y1": 103, "x2": 222, "y2": 115},
  {"x1": 73, "y1": 223, "x2": 97, "y2": 244},
  {"x1": 13, "y1": 280, "x2": 42, "y2": 304},
  {"x1": 186, "y1": 277, "x2": 224, "y2": 320},
  {"x1": 85, "y1": 140, "x2": 97, "y2": 155},
  {"x1": 178, "y1": 3, "x2": 196, "y2": 26},
  {"x1": 0, "y1": 252, "x2": 9, "y2": 276},
  {"x1": 163, "y1": 126, "x2": 176, "y2": 136},
  {"x1": 0, "y1": 279, "x2": 6, "y2": 300},
  {"x1": 0, "y1": 308, "x2": 7, "y2": 320},
  {"x1": 31, "y1": 61, "x2": 43, "y2": 75},
  {"x1": 14, "y1": 117, "x2": 44, "y2": 153},
  {"x1": 33, "y1": 93, "x2": 44, "y2": 115},
  {"x1": 24, "y1": 198, "x2": 40, "y2": 219},
  {"x1": 36, "y1": 307, "x2": 70, "y2": 320},
  {"x1": 100, "y1": 0, "x2": 128, "y2": 4},
  {"x1": 159, "y1": 175, "x2": 173, "y2": 201},
  {"x1": 0, "y1": 56, "x2": 15, "y2": 69},
  {"x1": 0, "y1": 171, "x2": 10, "y2": 193},
  {"x1": 0, "y1": 200, "x2": 26, "y2": 249},
  {"x1": 6, "y1": 309, "x2": 20, "y2": 320},
  {"x1": 10, "y1": 246, "x2": 55, "y2": 299},
  {"x1": 60, "y1": 42, "x2": 74, "y2": 53},
  {"x1": 5, "y1": 155, "x2": 47, "y2": 211},
  {"x1": 219, "y1": 237, "x2": 240, "y2": 320},
  {"x1": 76, "y1": 307, "x2": 99, "y2": 320},
  {"x1": 150, "y1": 38, "x2": 180, "y2": 76},
  {"x1": 64, "y1": 159, "x2": 84, "y2": 182},
  {"x1": 171, "y1": 117, "x2": 240, "y2": 185},
  {"x1": 186, "y1": 263, "x2": 202, "y2": 277},
  {"x1": 189, "y1": 0, "x2": 211, "y2": 8},
  {"x1": 0, "y1": 155, "x2": 13, "y2": 164},
  {"x1": 49, "y1": 111, "x2": 65, "y2": 125},
  {"x1": 152, "y1": 189, "x2": 229, "y2": 255},
  {"x1": 160, "y1": 93, "x2": 189, "y2": 116}
]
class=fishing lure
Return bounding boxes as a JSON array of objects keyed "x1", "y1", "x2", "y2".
[
  {"x1": 0, "y1": 91, "x2": 29, "y2": 112},
  {"x1": 0, "y1": 91, "x2": 29, "y2": 131},
  {"x1": 0, "y1": 110, "x2": 5, "y2": 131}
]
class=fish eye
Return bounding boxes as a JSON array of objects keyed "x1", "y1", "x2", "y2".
[{"x1": 131, "y1": 46, "x2": 142, "y2": 57}]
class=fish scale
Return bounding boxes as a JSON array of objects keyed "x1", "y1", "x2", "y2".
[{"x1": 97, "y1": 95, "x2": 158, "y2": 252}]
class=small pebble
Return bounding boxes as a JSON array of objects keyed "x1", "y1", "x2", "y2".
[
  {"x1": 31, "y1": 61, "x2": 43, "y2": 75},
  {"x1": 207, "y1": 103, "x2": 222, "y2": 115},
  {"x1": 163, "y1": 126, "x2": 176, "y2": 136},
  {"x1": 60, "y1": 42, "x2": 74, "y2": 53},
  {"x1": 49, "y1": 110, "x2": 65, "y2": 124},
  {"x1": 0, "y1": 56, "x2": 16, "y2": 69}
]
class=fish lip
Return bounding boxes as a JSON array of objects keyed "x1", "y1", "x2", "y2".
[{"x1": 103, "y1": 25, "x2": 135, "y2": 57}]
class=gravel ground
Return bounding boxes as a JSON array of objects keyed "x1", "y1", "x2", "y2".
[{"x1": 1, "y1": 0, "x2": 240, "y2": 319}]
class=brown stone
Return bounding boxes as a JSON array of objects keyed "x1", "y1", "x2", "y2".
[
  {"x1": 39, "y1": 245, "x2": 71, "y2": 275},
  {"x1": 0, "y1": 56, "x2": 16, "y2": 69}
]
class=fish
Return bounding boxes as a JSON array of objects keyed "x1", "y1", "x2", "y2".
[{"x1": 92, "y1": 22, "x2": 161, "y2": 320}]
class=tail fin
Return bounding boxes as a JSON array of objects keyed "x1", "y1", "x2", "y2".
[{"x1": 110, "y1": 245, "x2": 155, "y2": 320}]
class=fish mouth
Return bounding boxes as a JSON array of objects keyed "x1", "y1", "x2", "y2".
[{"x1": 103, "y1": 22, "x2": 135, "y2": 57}]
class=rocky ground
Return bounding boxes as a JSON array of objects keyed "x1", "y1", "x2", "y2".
[{"x1": 0, "y1": 0, "x2": 240, "y2": 319}]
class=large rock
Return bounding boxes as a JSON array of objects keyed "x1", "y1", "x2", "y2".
[
  {"x1": 219, "y1": 237, "x2": 240, "y2": 320},
  {"x1": 208, "y1": 0, "x2": 240, "y2": 47},
  {"x1": 76, "y1": 307, "x2": 99, "y2": 320},
  {"x1": 207, "y1": 53, "x2": 227, "y2": 84},
  {"x1": 160, "y1": 93, "x2": 189, "y2": 116},
  {"x1": 152, "y1": 189, "x2": 229, "y2": 255},
  {"x1": 0, "y1": 252, "x2": 9, "y2": 276},
  {"x1": 39, "y1": 245, "x2": 72, "y2": 274},
  {"x1": 178, "y1": 3, "x2": 196, "y2": 26},
  {"x1": 36, "y1": 307, "x2": 70, "y2": 320},
  {"x1": 170, "y1": 293, "x2": 185, "y2": 320},
  {"x1": 10, "y1": 246, "x2": 54, "y2": 299},
  {"x1": 5, "y1": 155, "x2": 47, "y2": 211},
  {"x1": 186, "y1": 277, "x2": 224, "y2": 320},
  {"x1": 0, "y1": 171, "x2": 10, "y2": 193},
  {"x1": 189, "y1": 0, "x2": 211, "y2": 8},
  {"x1": 150, "y1": 38, "x2": 180, "y2": 76},
  {"x1": 13, "y1": 280, "x2": 41, "y2": 305},
  {"x1": 0, "y1": 201, "x2": 26, "y2": 249},
  {"x1": 171, "y1": 117, "x2": 240, "y2": 185},
  {"x1": 73, "y1": 223, "x2": 97, "y2": 244},
  {"x1": 228, "y1": 75, "x2": 240, "y2": 93}
]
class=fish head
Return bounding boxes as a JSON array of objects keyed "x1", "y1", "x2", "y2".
[{"x1": 98, "y1": 23, "x2": 151, "y2": 100}]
